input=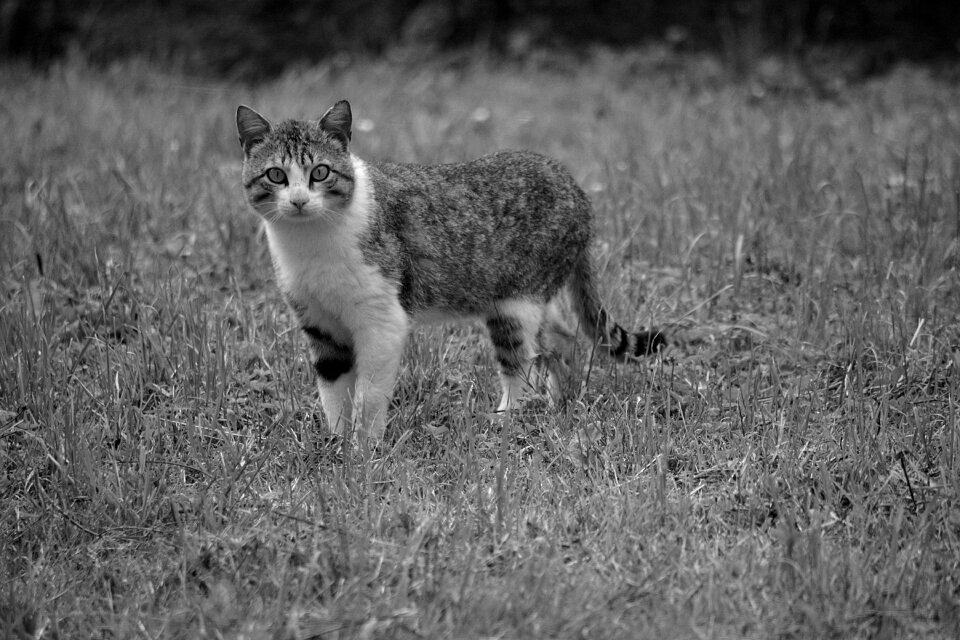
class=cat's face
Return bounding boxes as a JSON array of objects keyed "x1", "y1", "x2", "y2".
[{"x1": 237, "y1": 101, "x2": 355, "y2": 223}]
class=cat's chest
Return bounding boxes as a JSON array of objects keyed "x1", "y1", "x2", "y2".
[{"x1": 264, "y1": 222, "x2": 398, "y2": 336}]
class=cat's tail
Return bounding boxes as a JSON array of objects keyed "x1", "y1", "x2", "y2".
[{"x1": 568, "y1": 253, "x2": 666, "y2": 359}]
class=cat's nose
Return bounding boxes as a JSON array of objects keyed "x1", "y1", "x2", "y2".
[{"x1": 289, "y1": 190, "x2": 309, "y2": 210}]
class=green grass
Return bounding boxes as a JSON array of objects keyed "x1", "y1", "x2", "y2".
[{"x1": 2, "y1": 52, "x2": 960, "y2": 639}]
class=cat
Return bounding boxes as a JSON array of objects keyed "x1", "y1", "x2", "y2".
[{"x1": 236, "y1": 100, "x2": 665, "y2": 442}]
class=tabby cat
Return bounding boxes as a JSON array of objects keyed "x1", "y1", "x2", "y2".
[{"x1": 237, "y1": 100, "x2": 664, "y2": 442}]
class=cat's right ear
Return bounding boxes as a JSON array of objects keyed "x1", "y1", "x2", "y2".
[
  {"x1": 319, "y1": 100, "x2": 352, "y2": 148},
  {"x1": 237, "y1": 105, "x2": 271, "y2": 154}
]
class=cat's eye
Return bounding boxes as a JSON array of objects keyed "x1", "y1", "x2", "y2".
[
  {"x1": 265, "y1": 168, "x2": 287, "y2": 184},
  {"x1": 310, "y1": 165, "x2": 331, "y2": 183}
]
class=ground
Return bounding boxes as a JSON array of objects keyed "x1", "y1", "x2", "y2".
[{"x1": 1, "y1": 51, "x2": 960, "y2": 639}]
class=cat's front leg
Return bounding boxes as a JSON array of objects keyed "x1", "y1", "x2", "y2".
[
  {"x1": 317, "y1": 371, "x2": 357, "y2": 435},
  {"x1": 303, "y1": 326, "x2": 356, "y2": 436},
  {"x1": 350, "y1": 301, "x2": 410, "y2": 442}
]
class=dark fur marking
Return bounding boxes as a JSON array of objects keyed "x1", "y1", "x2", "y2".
[
  {"x1": 611, "y1": 325, "x2": 630, "y2": 357},
  {"x1": 313, "y1": 355, "x2": 353, "y2": 382},
  {"x1": 490, "y1": 334, "x2": 525, "y2": 351},
  {"x1": 496, "y1": 354, "x2": 523, "y2": 375},
  {"x1": 487, "y1": 316, "x2": 523, "y2": 334},
  {"x1": 302, "y1": 326, "x2": 331, "y2": 342},
  {"x1": 633, "y1": 330, "x2": 666, "y2": 356},
  {"x1": 490, "y1": 315, "x2": 527, "y2": 375},
  {"x1": 302, "y1": 326, "x2": 354, "y2": 382},
  {"x1": 487, "y1": 316, "x2": 525, "y2": 352}
]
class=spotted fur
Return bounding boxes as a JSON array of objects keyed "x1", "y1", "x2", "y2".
[{"x1": 237, "y1": 100, "x2": 665, "y2": 441}]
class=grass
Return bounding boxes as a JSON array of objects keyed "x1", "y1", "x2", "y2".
[{"x1": 2, "y1": 51, "x2": 960, "y2": 639}]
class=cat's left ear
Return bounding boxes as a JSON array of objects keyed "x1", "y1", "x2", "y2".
[
  {"x1": 319, "y1": 100, "x2": 352, "y2": 148},
  {"x1": 237, "y1": 105, "x2": 271, "y2": 154}
]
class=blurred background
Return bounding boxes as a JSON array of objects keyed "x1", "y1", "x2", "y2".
[{"x1": 2, "y1": 0, "x2": 958, "y2": 79}]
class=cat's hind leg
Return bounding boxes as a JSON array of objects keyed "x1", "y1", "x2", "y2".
[
  {"x1": 537, "y1": 294, "x2": 577, "y2": 406},
  {"x1": 486, "y1": 299, "x2": 544, "y2": 412}
]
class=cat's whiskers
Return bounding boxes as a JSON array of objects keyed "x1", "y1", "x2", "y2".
[
  {"x1": 310, "y1": 204, "x2": 341, "y2": 222},
  {"x1": 259, "y1": 201, "x2": 339, "y2": 224},
  {"x1": 260, "y1": 205, "x2": 284, "y2": 224}
]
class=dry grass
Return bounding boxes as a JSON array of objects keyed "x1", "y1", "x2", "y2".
[{"x1": 2, "y1": 52, "x2": 960, "y2": 639}]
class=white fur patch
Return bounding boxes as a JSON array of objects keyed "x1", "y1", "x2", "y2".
[
  {"x1": 264, "y1": 158, "x2": 380, "y2": 333},
  {"x1": 264, "y1": 157, "x2": 409, "y2": 439}
]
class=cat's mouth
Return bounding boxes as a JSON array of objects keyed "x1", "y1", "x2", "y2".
[
  {"x1": 277, "y1": 206, "x2": 315, "y2": 221},
  {"x1": 266, "y1": 201, "x2": 336, "y2": 223}
]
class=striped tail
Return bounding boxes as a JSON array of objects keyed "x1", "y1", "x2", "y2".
[{"x1": 568, "y1": 253, "x2": 666, "y2": 358}]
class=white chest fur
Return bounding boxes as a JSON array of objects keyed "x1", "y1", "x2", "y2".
[{"x1": 262, "y1": 157, "x2": 402, "y2": 342}]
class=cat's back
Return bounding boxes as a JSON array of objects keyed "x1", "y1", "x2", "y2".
[
  {"x1": 361, "y1": 149, "x2": 594, "y2": 314},
  {"x1": 369, "y1": 149, "x2": 591, "y2": 231},
  {"x1": 431, "y1": 148, "x2": 580, "y2": 188}
]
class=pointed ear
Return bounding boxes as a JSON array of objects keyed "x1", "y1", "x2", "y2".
[
  {"x1": 319, "y1": 100, "x2": 352, "y2": 147},
  {"x1": 237, "y1": 105, "x2": 271, "y2": 153}
]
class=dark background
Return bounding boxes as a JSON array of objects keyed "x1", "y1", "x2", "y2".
[{"x1": 2, "y1": 0, "x2": 958, "y2": 78}]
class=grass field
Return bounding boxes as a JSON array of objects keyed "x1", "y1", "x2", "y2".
[{"x1": 2, "y1": 51, "x2": 960, "y2": 639}]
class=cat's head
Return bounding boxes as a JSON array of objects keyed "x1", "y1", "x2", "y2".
[{"x1": 236, "y1": 100, "x2": 355, "y2": 222}]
